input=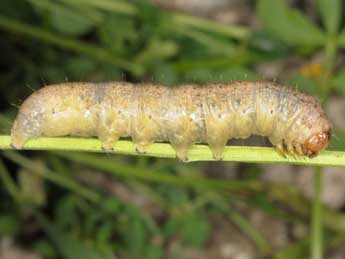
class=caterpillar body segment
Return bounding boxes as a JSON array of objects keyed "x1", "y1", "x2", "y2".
[{"x1": 11, "y1": 81, "x2": 332, "y2": 161}]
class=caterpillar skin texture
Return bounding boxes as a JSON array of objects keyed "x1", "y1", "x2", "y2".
[{"x1": 11, "y1": 81, "x2": 331, "y2": 161}]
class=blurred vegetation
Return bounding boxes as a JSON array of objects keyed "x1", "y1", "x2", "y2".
[{"x1": 0, "y1": 0, "x2": 345, "y2": 258}]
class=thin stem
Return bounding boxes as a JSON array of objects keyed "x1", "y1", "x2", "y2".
[
  {"x1": 0, "y1": 135, "x2": 344, "y2": 167},
  {"x1": 311, "y1": 167, "x2": 323, "y2": 259}
]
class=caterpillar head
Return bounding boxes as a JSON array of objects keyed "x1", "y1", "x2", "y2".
[
  {"x1": 304, "y1": 130, "x2": 331, "y2": 157},
  {"x1": 303, "y1": 117, "x2": 332, "y2": 158}
]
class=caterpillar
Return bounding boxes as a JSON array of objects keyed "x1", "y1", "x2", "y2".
[{"x1": 11, "y1": 81, "x2": 331, "y2": 161}]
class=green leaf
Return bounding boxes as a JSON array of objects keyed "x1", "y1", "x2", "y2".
[
  {"x1": 257, "y1": 0, "x2": 325, "y2": 46},
  {"x1": 317, "y1": 0, "x2": 342, "y2": 34}
]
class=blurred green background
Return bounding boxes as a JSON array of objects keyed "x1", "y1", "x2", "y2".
[{"x1": 1, "y1": 0, "x2": 345, "y2": 258}]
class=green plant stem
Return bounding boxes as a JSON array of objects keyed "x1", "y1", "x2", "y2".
[
  {"x1": 0, "y1": 15, "x2": 142, "y2": 75},
  {"x1": 311, "y1": 167, "x2": 323, "y2": 259},
  {"x1": 0, "y1": 135, "x2": 344, "y2": 167}
]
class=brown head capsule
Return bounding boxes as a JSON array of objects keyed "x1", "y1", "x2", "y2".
[{"x1": 304, "y1": 130, "x2": 331, "y2": 158}]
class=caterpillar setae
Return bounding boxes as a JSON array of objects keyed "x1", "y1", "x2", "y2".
[{"x1": 11, "y1": 81, "x2": 332, "y2": 161}]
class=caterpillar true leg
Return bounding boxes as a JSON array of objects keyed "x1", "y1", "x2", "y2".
[
  {"x1": 275, "y1": 143, "x2": 287, "y2": 158},
  {"x1": 286, "y1": 143, "x2": 298, "y2": 159},
  {"x1": 295, "y1": 143, "x2": 305, "y2": 158}
]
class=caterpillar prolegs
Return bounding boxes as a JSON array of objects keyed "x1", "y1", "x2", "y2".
[{"x1": 11, "y1": 81, "x2": 332, "y2": 161}]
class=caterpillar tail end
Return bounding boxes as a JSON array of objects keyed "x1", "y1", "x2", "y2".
[
  {"x1": 10, "y1": 120, "x2": 30, "y2": 149},
  {"x1": 10, "y1": 107, "x2": 42, "y2": 150},
  {"x1": 10, "y1": 132, "x2": 29, "y2": 150}
]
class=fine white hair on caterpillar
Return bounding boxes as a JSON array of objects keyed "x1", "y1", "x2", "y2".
[{"x1": 11, "y1": 80, "x2": 332, "y2": 162}]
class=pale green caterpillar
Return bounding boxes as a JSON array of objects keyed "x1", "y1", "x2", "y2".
[{"x1": 11, "y1": 81, "x2": 332, "y2": 161}]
